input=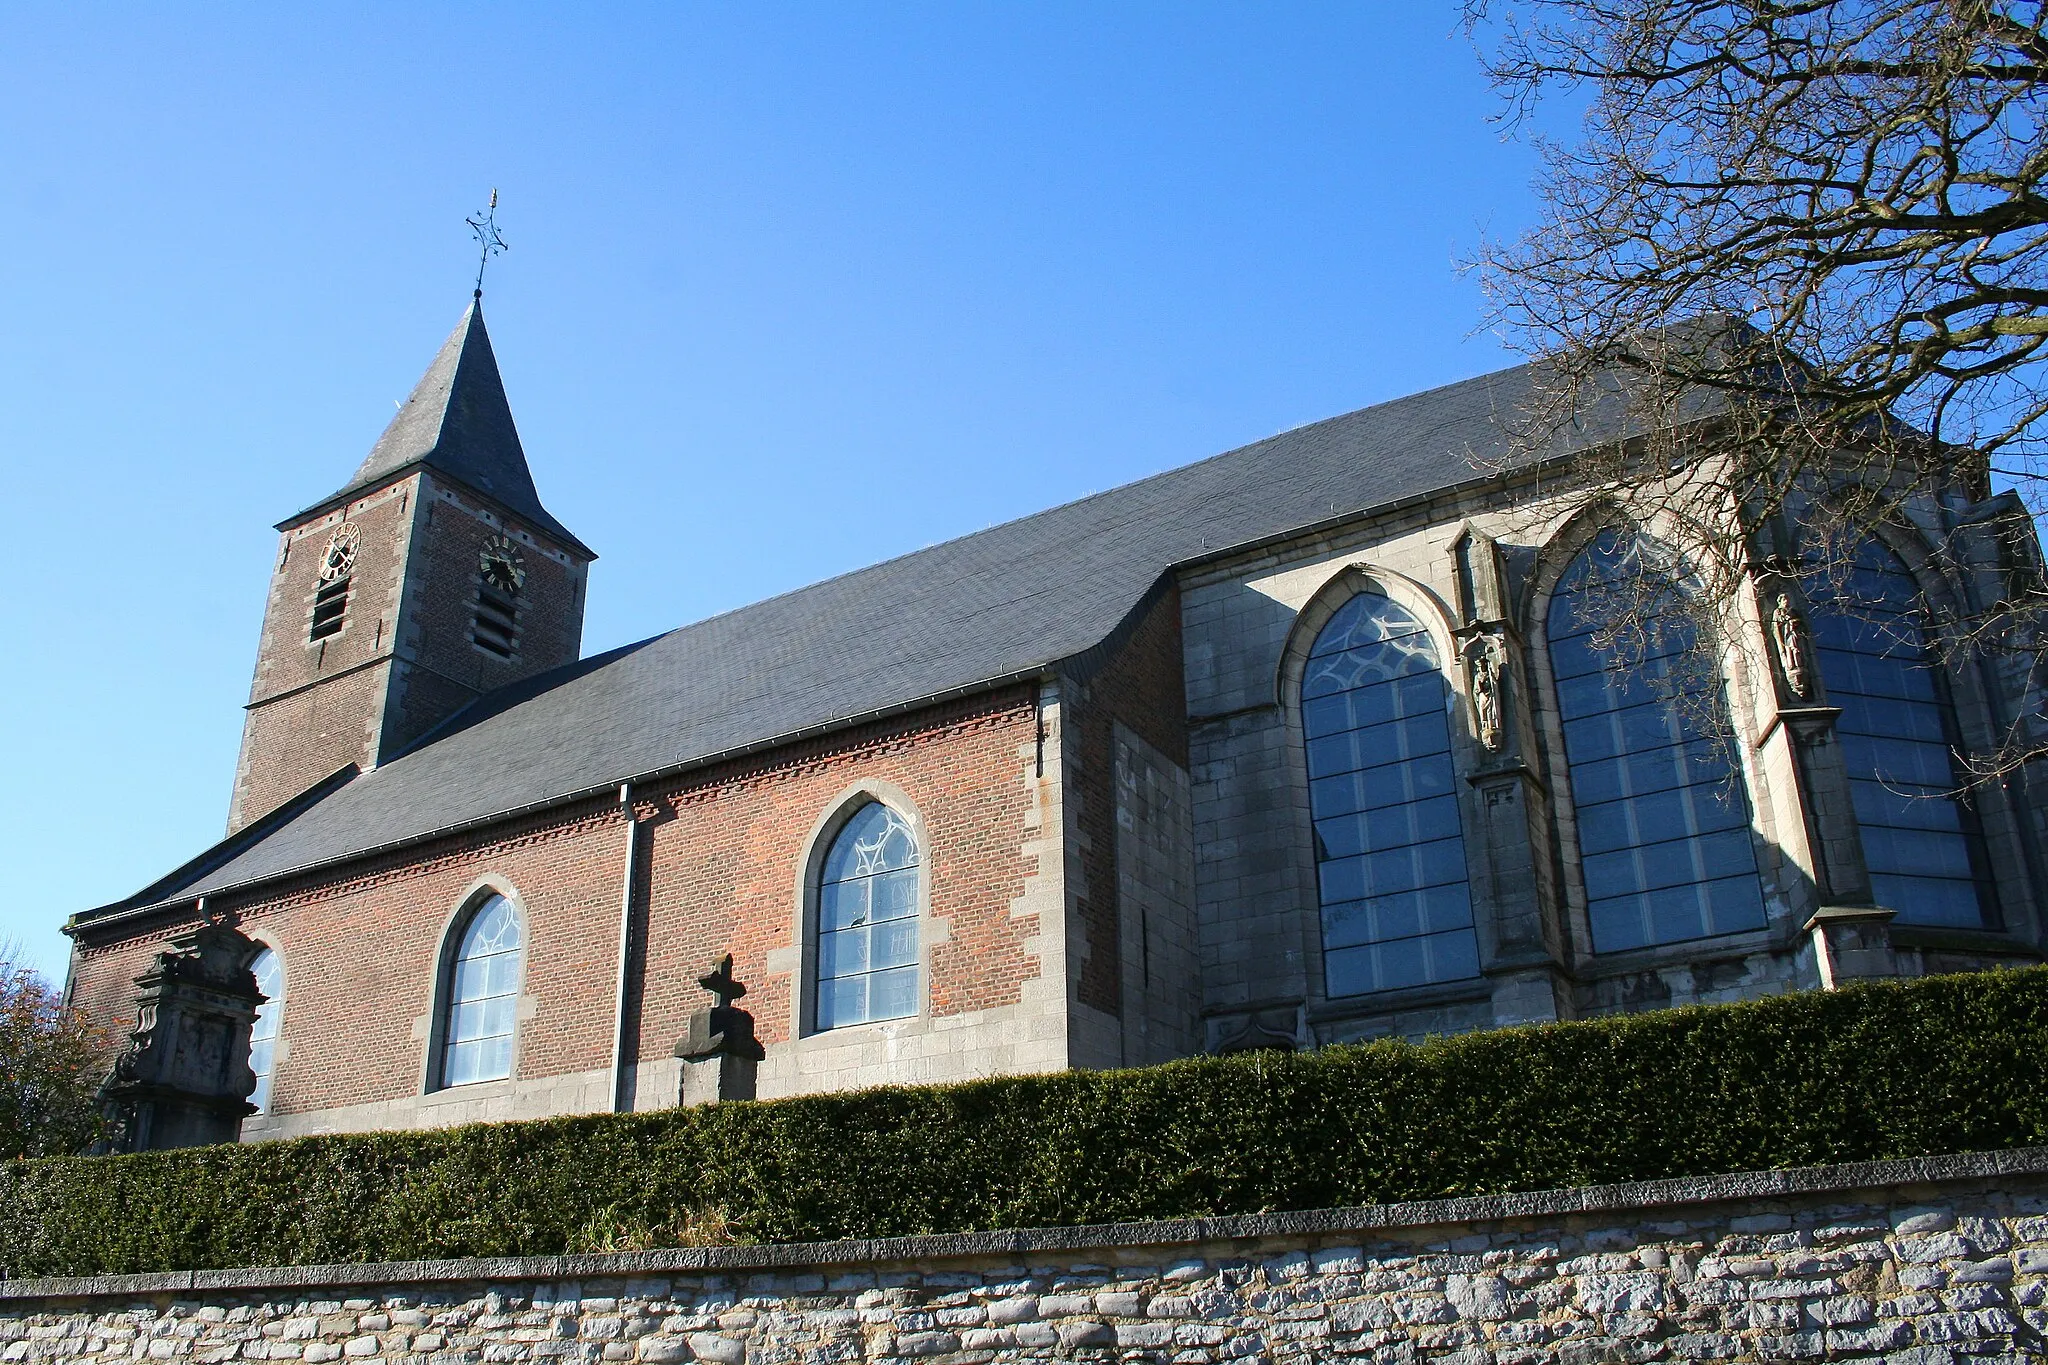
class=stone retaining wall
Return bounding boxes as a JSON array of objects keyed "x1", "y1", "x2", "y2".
[{"x1": 8, "y1": 1152, "x2": 2048, "y2": 1363}]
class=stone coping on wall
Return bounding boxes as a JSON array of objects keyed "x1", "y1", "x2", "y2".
[{"x1": 7, "y1": 1146, "x2": 2045, "y2": 1304}]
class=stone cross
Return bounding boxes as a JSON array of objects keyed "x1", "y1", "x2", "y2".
[
  {"x1": 698, "y1": 954, "x2": 746, "y2": 1009},
  {"x1": 675, "y1": 953, "x2": 764, "y2": 1105}
]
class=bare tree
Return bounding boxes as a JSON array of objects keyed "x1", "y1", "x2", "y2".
[
  {"x1": 1468, "y1": 0, "x2": 2048, "y2": 773},
  {"x1": 0, "y1": 947, "x2": 108, "y2": 1160}
]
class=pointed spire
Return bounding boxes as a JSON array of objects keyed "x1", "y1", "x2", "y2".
[{"x1": 296, "y1": 301, "x2": 591, "y2": 556}]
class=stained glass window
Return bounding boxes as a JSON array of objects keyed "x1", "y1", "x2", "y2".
[
  {"x1": 441, "y1": 893, "x2": 522, "y2": 1086},
  {"x1": 1303, "y1": 591, "x2": 1479, "y2": 995},
  {"x1": 1548, "y1": 530, "x2": 1767, "y2": 952},
  {"x1": 248, "y1": 947, "x2": 283, "y2": 1114},
  {"x1": 1807, "y1": 541, "x2": 1991, "y2": 928},
  {"x1": 816, "y1": 802, "x2": 921, "y2": 1030}
]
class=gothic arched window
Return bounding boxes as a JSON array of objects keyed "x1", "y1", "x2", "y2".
[
  {"x1": 440, "y1": 892, "x2": 523, "y2": 1086},
  {"x1": 1807, "y1": 541, "x2": 1992, "y2": 927},
  {"x1": 815, "y1": 801, "x2": 921, "y2": 1030},
  {"x1": 248, "y1": 947, "x2": 283, "y2": 1114},
  {"x1": 1547, "y1": 530, "x2": 1767, "y2": 952},
  {"x1": 1302, "y1": 590, "x2": 1479, "y2": 995}
]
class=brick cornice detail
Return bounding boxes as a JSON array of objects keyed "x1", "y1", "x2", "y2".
[{"x1": 216, "y1": 688, "x2": 1037, "y2": 916}]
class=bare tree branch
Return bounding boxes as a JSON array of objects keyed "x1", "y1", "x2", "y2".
[{"x1": 1469, "y1": 0, "x2": 2048, "y2": 779}]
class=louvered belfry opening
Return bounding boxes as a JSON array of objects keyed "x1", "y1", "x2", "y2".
[
  {"x1": 473, "y1": 549, "x2": 521, "y2": 658},
  {"x1": 473, "y1": 582, "x2": 517, "y2": 656},
  {"x1": 308, "y1": 526, "x2": 357, "y2": 644},
  {"x1": 308, "y1": 575, "x2": 351, "y2": 641}
]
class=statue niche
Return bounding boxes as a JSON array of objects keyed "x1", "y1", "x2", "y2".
[{"x1": 1461, "y1": 630, "x2": 1509, "y2": 753}]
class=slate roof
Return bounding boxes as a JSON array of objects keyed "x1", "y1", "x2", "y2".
[
  {"x1": 290, "y1": 300, "x2": 593, "y2": 558},
  {"x1": 83, "y1": 354, "x2": 1631, "y2": 924}
]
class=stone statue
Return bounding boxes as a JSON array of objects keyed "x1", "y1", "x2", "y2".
[
  {"x1": 1462, "y1": 632, "x2": 1507, "y2": 752},
  {"x1": 1770, "y1": 593, "x2": 1813, "y2": 700}
]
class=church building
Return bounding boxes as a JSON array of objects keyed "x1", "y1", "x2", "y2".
[{"x1": 62, "y1": 298, "x2": 2048, "y2": 1140}]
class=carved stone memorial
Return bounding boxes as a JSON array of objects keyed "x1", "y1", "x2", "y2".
[{"x1": 96, "y1": 910, "x2": 265, "y2": 1152}]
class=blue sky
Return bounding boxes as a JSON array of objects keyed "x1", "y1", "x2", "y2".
[{"x1": 0, "y1": 4, "x2": 1552, "y2": 983}]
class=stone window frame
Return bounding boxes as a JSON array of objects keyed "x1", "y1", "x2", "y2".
[
  {"x1": 1523, "y1": 508, "x2": 1788, "y2": 970},
  {"x1": 245, "y1": 933, "x2": 287, "y2": 1116},
  {"x1": 420, "y1": 877, "x2": 533, "y2": 1094},
  {"x1": 1274, "y1": 562, "x2": 1500, "y2": 1018},
  {"x1": 788, "y1": 780, "x2": 937, "y2": 1042}
]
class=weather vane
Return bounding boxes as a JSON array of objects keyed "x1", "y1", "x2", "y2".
[{"x1": 466, "y1": 189, "x2": 507, "y2": 298}]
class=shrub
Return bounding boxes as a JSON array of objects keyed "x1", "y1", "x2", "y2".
[
  {"x1": 0, "y1": 950, "x2": 108, "y2": 1161},
  {"x1": 5, "y1": 968, "x2": 2046, "y2": 1277}
]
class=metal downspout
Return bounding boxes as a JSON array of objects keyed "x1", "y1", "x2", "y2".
[{"x1": 608, "y1": 783, "x2": 642, "y2": 1112}]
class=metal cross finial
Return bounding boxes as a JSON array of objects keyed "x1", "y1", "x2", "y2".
[{"x1": 466, "y1": 189, "x2": 508, "y2": 298}]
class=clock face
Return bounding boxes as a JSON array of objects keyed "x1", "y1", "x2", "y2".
[
  {"x1": 480, "y1": 534, "x2": 526, "y2": 593},
  {"x1": 320, "y1": 524, "x2": 360, "y2": 583}
]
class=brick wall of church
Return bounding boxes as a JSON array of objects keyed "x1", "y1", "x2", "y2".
[
  {"x1": 225, "y1": 667, "x2": 388, "y2": 836},
  {"x1": 633, "y1": 687, "x2": 1047, "y2": 1098},
  {"x1": 72, "y1": 799, "x2": 631, "y2": 1132},
  {"x1": 68, "y1": 683, "x2": 1071, "y2": 1135},
  {"x1": 243, "y1": 804, "x2": 627, "y2": 1116},
  {"x1": 63, "y1": 925, "x2": 178, "y2": 1056}
]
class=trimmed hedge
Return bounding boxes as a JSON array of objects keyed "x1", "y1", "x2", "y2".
[{"x1": 6, "y1": 968, "x2": 2048, "y2": 1278}]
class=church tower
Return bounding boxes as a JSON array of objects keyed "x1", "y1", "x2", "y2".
[{"x1": 226, "y1": 299, "x2": 594, "y2": 833}]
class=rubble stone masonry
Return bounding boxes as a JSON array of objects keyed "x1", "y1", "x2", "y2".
[{"x1": 6, "y1": 1151, "x2": 2047, "y2": 1363}]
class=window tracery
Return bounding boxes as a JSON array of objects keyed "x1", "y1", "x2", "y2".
[
  {"x1": 814, "y1": 802, "x2": 921, "y2": 1030},
  {"x1": 441, "y1": 892, "x2": 522, "y2": 1086},
  {"x1": 1302, "y1": 590, "x2": 1479, "y2": 995},
  {"x1": 248, "y1": 947, "x2": 283, "y2": 1114},
  {"x1": 1806, "y1": 541, "x2": 1993, "y2": 928}
]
